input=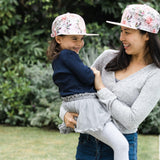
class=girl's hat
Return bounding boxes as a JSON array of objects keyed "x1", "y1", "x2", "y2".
[
  {"x1": 51, "y1": 13, "x2": 98, "y2": 37},
  {"x1": 106, "y1": 4, "x2": 160, "y2": 34}
]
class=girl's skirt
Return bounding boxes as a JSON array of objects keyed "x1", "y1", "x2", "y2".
[{"x1": 59, "y1": 93, "x2": 111, "y2": 134}]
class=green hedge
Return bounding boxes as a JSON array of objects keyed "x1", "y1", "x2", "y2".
[{"x1": 0, "y1": 64, "x2": 31, "y2": 125}]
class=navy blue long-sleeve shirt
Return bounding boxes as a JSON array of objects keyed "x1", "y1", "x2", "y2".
[{"x1": 52, "y1": 49, "x2": 96, "y2": 97}]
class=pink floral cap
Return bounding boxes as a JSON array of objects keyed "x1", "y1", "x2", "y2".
[
  {"x1": 106, "y1": 4, "x2": 160, "y2": 34},
  {"x1": 51, "y1": 13, "x2": 98, "y2": 37}
]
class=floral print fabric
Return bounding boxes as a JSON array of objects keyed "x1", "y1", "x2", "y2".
[
  {"x1": 121, "y1": 4, "x2": 160, "y2": 33},
  {"x1": 107, "y1": 4, "x2": 160, "y2": 34},
  {"x1": 51, "y1": 13, "x2": 98, "y2": 37}
]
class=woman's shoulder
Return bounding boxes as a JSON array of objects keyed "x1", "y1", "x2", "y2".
[
  {"x1": 148, "y1": 63, "x2": 160, "y2": 73},
  {"x1": 147, "y1": 64, "x2": 160, "y2": 82},
  {"x1": 100, "y1": 49, "x2": 118, "y2": 60},
  {"x1": 92, "y1": 49, "x2": 118, "y2": 69}
]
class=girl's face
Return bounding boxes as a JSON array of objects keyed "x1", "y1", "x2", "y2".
[
  {"x1": 120, "y1": 27, "x2": 149, "y2": 58},
  {"x1": 55, "y1": 35, "x2": 84, "y2": 54}
]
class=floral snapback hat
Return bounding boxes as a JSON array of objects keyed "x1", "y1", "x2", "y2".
[
  {"x1": 51, "y1": 13, "x2": 98, "y2": 37},
  {"x1": 106, "y1": 4, "x2": 160, "y2": 34}
]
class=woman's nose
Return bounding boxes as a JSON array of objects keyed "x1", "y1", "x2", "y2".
[{"x1": 120, "y1": 32, "x2": 124, "y2": 41}]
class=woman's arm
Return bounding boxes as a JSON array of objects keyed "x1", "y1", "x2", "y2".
[
  {"x1": 91, "y1": 49, "x2": 118, "y2": 71},
  {"x1": 92, "y1": 68, "x2": 160, "y2": 130}
]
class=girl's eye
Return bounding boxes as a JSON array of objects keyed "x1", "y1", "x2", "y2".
[{"x1": 71, "y1": 36, "x2": 84, "y2": 41}]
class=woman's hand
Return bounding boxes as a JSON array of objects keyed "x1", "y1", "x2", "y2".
[
  {"x1": 91, "y1": 67, "x2": 105, "y2": 91},
  {"x1": 64, "y1": 112, "x2": 78, "y2": 129}
]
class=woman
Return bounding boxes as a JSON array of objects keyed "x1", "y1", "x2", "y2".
[{"x1": 61, "y1": 4, "x2": 160, "y2": 160}]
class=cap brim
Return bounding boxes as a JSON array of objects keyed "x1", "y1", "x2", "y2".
[
  {"x1": 106, "y1": 21, "x2": 137, "y2": 30},
  {"x1": 85, "y1": 33, "x2": 99, "y2": 36},
  {"x1": 56, "y1": 33, "x2": 99, "y2": 37}
]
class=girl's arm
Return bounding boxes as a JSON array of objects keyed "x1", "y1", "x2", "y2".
[{"x1": 92, "y1": 68, "x2": 160, "y2": 130}]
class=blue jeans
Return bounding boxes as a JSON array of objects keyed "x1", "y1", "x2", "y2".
[{"x1": 76, "y1": 133, "x2": 137, "y2": 160}]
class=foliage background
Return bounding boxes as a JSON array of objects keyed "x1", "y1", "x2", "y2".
[{"x1": 0, "y1": 0, "x2": 160, "y2": 134}]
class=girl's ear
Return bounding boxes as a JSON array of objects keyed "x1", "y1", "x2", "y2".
[{"x1": 55, "y1": 36, "x2": 62, "y2": 44}]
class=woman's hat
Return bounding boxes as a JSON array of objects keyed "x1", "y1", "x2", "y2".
[
  {"x1": 51, "y1": 13, "x2": 98, "y2": 37},
  {"x1": 106, "y1": 4, "x2": 160, "y2": 34}
]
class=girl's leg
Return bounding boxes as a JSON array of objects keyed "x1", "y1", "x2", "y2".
[{"x1": 89, "y1": 121, "x2": 129, "y2": 160}]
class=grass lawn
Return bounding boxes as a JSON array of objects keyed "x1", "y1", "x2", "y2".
[{"x1": 0, "y1": 125, "x2": 159, "y2": 160}]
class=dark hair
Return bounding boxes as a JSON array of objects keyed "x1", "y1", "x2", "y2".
[
  {"x1": 106, "y1": 30, "x2": 160, "y2": 71},
  {"x1": 46, "y1": 36, "x2": 64, "y2": 61}
]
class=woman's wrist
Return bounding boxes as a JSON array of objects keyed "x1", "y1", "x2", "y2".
[{"x1": 96, "y1": 85, "x2": 105, "y2": 91}]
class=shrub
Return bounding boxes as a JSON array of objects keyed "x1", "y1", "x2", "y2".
[
  {"x1": 139, "y1": 103, "x2": 160, "y2": 135},
  {"x1": 24, "y1": 62, "x2": 62, "y2": 128},
  {"x1": 0, "y1": 62, "x2": 62, "y2": 128},
  {"x1": 0, "y1": 64, "x2": 32, "y2": 126}
]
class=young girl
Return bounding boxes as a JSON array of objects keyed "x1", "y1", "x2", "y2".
[{"x1": 46, "y1": 13, "x2": 129, "y2": 160}]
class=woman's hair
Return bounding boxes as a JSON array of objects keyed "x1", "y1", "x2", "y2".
[
  {"x1": 105, "y1": 30, "x2": 160, "y2": 71},
  {"x1": 46, "y1": 37, "x2": 62, "y2": 61}
]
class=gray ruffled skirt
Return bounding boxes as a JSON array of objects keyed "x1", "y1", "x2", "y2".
[{"x1": 59, "y1": 93, "x2": 111, "y2": 134}]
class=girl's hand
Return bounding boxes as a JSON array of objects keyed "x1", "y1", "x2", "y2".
[
  {"x1": 64, "y1": 112, "x2": 78, "y2": 129},
  {"x1": 90, "y1": 67, "x2": 105, "y2": 91}
]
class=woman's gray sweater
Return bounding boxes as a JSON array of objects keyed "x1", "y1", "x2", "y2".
[
  {"x1": 93, "y1": 49, "x2": 160, "y2": 133},
  {"x1": 60, "y1": 49, "x2": 160, "y2": 134}
]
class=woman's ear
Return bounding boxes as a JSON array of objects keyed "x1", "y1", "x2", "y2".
[
  {"x1": 145, "y1": 32, "x2": 149, "y2": 41},
  {"x1": 55, "y1": 36, "x2": 62, "y2": 44}
]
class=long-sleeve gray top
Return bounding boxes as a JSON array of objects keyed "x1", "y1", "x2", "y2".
[
  {"x1": 60, "y1": 49, "x2": 160, "y2": 134},
  {"x1": 92, "y1": 49, "x2": 160, "y2": 134}
]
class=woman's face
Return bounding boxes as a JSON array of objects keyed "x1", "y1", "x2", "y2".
[
  {"x1": 120, "y1": 27, "x2": 149, "y2": 57},
  {"x1": 55, "y1": 35, "x2": 84, "y2": 54}
]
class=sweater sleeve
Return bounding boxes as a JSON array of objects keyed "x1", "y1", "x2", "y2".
[
  {"x1": 97, "y1": 72, "x2": 160, "y2": 130},
  {"x1": 60, "y1": 49, "x2": 95, "y2": 85},
  {"x1": 92, "y1": 49, "x2": 118, "y2": 71}
]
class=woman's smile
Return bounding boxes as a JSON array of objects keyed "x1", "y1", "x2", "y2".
[{"x1": 123, "y1": 43, "x2": 130, "y2": 49}]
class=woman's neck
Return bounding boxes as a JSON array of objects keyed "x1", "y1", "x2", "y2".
[{"x1": 130, "y1": 53, "x2": 152, "y2": 66}]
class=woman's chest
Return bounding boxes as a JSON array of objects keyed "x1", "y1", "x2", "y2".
[{"x1": 101, "y1": 69, "x2": 148, "y2": 106}]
